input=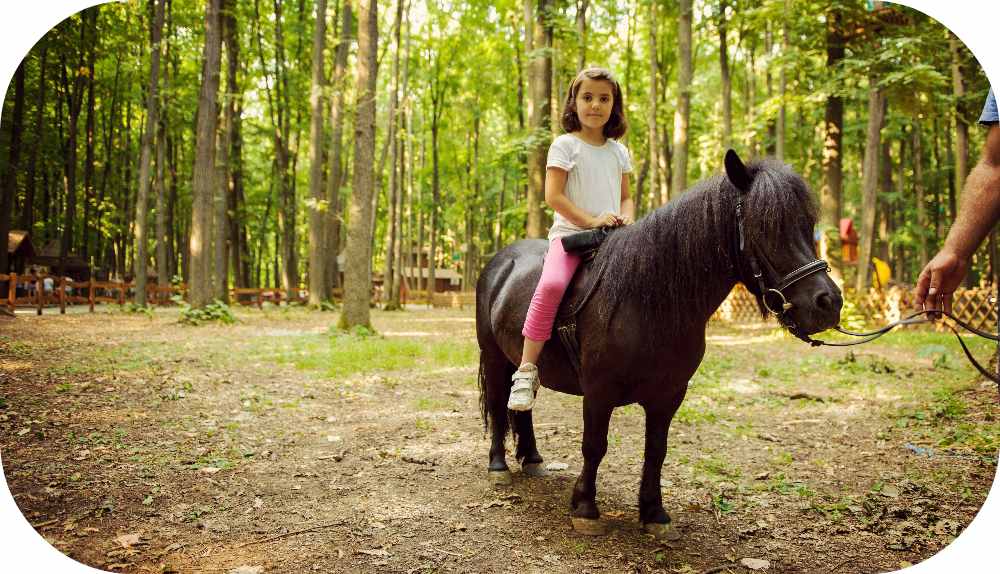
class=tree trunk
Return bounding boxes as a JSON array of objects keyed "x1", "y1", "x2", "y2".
[
  {"x1": 0, "y1": 62, "x2": 24, "y2": 276},
  {"x1": 855, "y1": 79, "x2": 885, "y2": 293},
  {"x1": 914, "y1": 121, "x2": 927, "y2": 269},
  {"x1": 647, "y1": 0, "x2": 660, "y2": 209},
  {"x1": 382, "y1": 0, "x2": 403, "y2": 310},
  {"x1": 82, "y1": 13, "x2": 98, "y2": 262},
  {"x1": 223, "y1": 0, "x2": 247, "y2": 289},
  {"x1": 718, "y1": 0, "x2": 731, "y2": 150},
  {"x1": 949, "y1": 33, "x2": 969, "y2": 200},
  {"x1": 339, "y1": 0, "x2": 377, "y2": 330},
  {"x1": 576, "y1": 0, "x2": 589, "y2": 70},
  {"x1": 189, "y1": 0, "x2": 223, "y2": 308},
  {"x1": 776, "y1": 1, "x2": 788, "y2": 162},
  {"x1": 671, "y1": 0, "x2": 692, "y2": 197},
  {"x1": 525, "y1": 0, "x2": 552, "y2": 238},
  {"x1": 134, "y1": 0, "x2": 166, "y2": 305},
  {"x1": 326, "y1": 0, "x2": 352, "y2": 294},
  {"x1": 819, "y1": 9, "x2": 844, "y2": 279},
  {"x1": 307, "y1": 0, "x2": 329, "y2": 306},
  {"x1": 22, "y1": 47, "x2": 47, "y2": 236}
]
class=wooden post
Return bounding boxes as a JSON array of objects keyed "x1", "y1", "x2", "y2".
[
  {"x1": 7, "y1": 273, "x2": 15, "y2": 313},
  {"x1": 59, "y1": 276, "x2": 66, "y2": 314},
  {"x1": 257, "y1": 288, "x2": 263, "y2": 309},
  {"x1": 89, "y1": 280, "x2": 95, "y2": 312},
  {"x1": 120, "y1": 282, "x2": 126, "y2": 305},
  {"x1": 36, "y1": 276, "x2": 42, "y2": 315},
  {"x1": 276, "y1": 289, "x2": 282, "y2": 307}
]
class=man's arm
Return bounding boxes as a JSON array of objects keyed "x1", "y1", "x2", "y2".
[{"x1": 915, "y1": 124, "x2": 1000, "y2": 312}]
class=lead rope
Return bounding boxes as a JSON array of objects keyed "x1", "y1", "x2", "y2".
[{"x1": 806, "y1": 309, "x2": 999, "y2": 387}]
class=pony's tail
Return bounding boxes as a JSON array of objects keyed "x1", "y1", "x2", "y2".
[{"x1": 478, "y1": 349, "x2": 489, "y2": 434}]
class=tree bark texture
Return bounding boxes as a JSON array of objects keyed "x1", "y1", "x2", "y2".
[
  {"x1": 307, "y1": 0, "x2": 329, "y2": 305},
  {"x1": 340, "y1": 0, "x2": 377, "y2": 329},
  {"x1": 0, "y1": 63, "x2": 24, "y2": 276},
  {"x1": 189, "y1": 0, "x2": 223, "y2": 308},
  {"x1": 326, "y1": 0, "x2": 352, "y2": 293},
  {"x1": 525, "y1": 0, "x2": 552, "y2": 238},
  {"x1": 855, "y1": 80, "x2": 885, "y2": 292},
  {"x1": 671, "y1": 0, "x2": 692, "y2": 197}
]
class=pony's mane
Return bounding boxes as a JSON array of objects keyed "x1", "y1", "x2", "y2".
[{"x1": 594, "y1": 159, "x2": 818, "y2": 335}]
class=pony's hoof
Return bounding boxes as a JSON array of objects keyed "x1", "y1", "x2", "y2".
[
  {"x1": 643, "y1": 521, "x2": 681, "y2": 541},
  {"x1": 488, "y1": 470, "x2": 513, "y2": 487},
  {"x1": 571, "y1": 517, "x2": 607, "y2": 536},
  {"x1": 522, "y1": 462, "x2": 547, "y2": 477}
]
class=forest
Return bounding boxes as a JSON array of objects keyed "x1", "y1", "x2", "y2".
[{"x1": 0, "y1": 0, "x2": 992, "y2": 327}]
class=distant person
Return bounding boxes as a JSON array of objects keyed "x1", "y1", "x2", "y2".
[
  {"x1": 915, "y1": 87, "x2": 1000, "y2": 313},
  {"x1": 509, "y1": 67, "x2": 634, "y2": 411},
  {"x1": 42, "y1": 275, "x2": 54, "y2": 296}
]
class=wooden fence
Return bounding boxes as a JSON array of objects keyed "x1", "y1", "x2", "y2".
[{"x1": 0, "y1": 272, "x2": 312, "y2": 315}]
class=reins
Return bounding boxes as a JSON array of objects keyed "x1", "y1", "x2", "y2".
[{"x1": 801, "y1": 309, "x2": 1000, "y2": 386}]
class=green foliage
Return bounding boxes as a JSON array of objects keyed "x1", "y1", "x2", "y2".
[{"x1": 176, "y1": 297, "x2": 237, "y2": 326}]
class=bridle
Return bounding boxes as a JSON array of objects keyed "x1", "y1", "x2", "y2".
[{"x1": 733, "y1": 190, "x2": 831, "y2": 344}]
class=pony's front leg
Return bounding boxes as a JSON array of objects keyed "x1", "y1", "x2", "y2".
[
  {"x1": 639, "y1": 402, "x2": 683, "y2": 540},
  {"x1": 570, "y1": 396, "x2": 614, "y2": 535}
]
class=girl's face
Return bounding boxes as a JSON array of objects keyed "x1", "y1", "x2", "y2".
[{"x1": 574, "y1": 78, "x2": 614, "y2": 132}]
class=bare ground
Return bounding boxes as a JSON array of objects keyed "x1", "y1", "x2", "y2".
[{"x1": 0, "y1": 307, "x2": 996, "y2": 574}]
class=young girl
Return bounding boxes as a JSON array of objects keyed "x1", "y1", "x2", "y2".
[{"x1": 509, "y1": 67, "x2": 634, "y2": 411}]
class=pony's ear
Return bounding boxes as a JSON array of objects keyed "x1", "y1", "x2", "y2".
[{"x1": 724, "y1": 149, "x2": 752, "y2": 192}]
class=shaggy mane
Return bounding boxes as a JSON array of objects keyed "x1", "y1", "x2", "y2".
[{"x1": 593, "y1": 159, "x2": 819, "y2": 335}]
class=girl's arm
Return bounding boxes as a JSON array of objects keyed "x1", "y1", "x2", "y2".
[
  {"x1": 619, "y1": 172, "x2": 634, "y2": 224},
  {"x1": 544, "y1": 167, "x2": 616, "y2": 229}
]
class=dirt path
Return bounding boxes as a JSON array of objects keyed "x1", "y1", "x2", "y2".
[{"x1": 0, "y1": 308, "x2": 996, "y2": 573}]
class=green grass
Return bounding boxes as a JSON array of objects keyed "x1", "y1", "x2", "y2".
[{"x1": 265, "y1": 332, "x2": 478, "y2": 381}]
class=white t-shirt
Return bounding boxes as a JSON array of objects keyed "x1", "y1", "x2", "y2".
[{"x1": 545, "y1": 133, "x2": 633, "y2": 240}]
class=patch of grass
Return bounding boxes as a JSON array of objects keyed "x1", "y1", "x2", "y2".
[
  {"x1": 265, "y1": 332, "x2": 478, "y2": 381},
  {"x1": 694, "y1": 455, "x2": 740, "y2": 479},
  {"x1": 414, "y1": 397, "x2": 451, "y2": 411}
]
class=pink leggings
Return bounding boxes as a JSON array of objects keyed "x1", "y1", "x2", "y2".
[{"x1": 522, "y1": 238, "x2": 582, "y2": 342}]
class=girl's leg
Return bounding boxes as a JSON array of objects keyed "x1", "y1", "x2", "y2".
[{"x1": 509, "y1": 239, "x2": 581, "y2": 411}]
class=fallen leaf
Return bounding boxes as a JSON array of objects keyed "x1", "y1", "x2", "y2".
[
  {"x1": 881, "y1": 484, "x2": 900, "y2": 498},
  {"x1": 228, "y1": 567, "x2": 264, "y2": 574},
  {"x1": 357, "y1": 549, "x2": 390, "y2": 558},
  {"x1": 114, "y1": 533, "x2": 142, "y2": 549},
  {"x1": 546, "y1": 462, "x2": 569, "y2": 471},
  {"x1": 740, "y1": 557, "x2": 770, "y2": 570},
  {"x1": 199, "y1": 467, "x2": 222, "y2": 474}
]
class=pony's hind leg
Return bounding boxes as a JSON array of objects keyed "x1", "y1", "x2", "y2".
[
  {"x1": 512, "y1": 410, "x2": 546, "y2": 476},
  {"x1": 481, "y1": 349, "x2": 516, "y2": 486}
]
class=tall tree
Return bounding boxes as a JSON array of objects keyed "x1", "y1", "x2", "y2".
[
  {"x1": 718, "y1": 0, "x2": 731, "y2": 150},
  {"x1": 948, "y1": 33, "x2": 969, "y2": 209},
  {"x1": 58, "y1": 14, "x2": 91, "y2": 278},
  {"x1": 189, "y1": 0, "x2": 224, "y2": 308},
  {"x1": 223, "y1": 0, "x2": 248, "y2": 289},
  {"x1": 856, "y1": 78, "x2": 885, "y2": 292},
  {"x1": 0, "y1": 62, "x2": 24, "y2": 276},
  {"x1": 21, "y1": 46, "x2": 47, "y2": 235},
  {"x1": 525, "y1": 0, "x2": 553, "y2": 238},
  {"x1": 325, "y1": 0, "x2": 352, "y2": 293},
  {"x1": 339, "y1": 0, "x2": 377, "y2": 329},
  {"x1": 671, "y1": 0, "x2": 692, "y2": 197},
  {"x1": 134, "y1": 0, "x2": 166, "y2": 305},
  {"x1": 576, "y1": 0, "x2": 589, "y2": 70},
  {"x1": 382, "y1": 0, "x2": 403, "y2": 309},
  {"x1": 819, "y1": 8, "x2": 845, "y2": 277},
  {"x1": 647, "y1": 1, "x2": 661, "y2": 208},
  {"x1": 307, "y1": 0, "x2": 329, "y2": 306}
]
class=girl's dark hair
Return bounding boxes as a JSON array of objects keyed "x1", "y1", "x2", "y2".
[{"x1": 560, "y1": 67, "x2": 628, "y2": 139}]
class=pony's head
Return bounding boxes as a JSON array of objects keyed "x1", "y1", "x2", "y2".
[{"x1": 724, "y1": 150, "x2": 842, "y2": 336}]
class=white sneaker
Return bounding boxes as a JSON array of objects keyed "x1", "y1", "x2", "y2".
[{"x1": 508, "y1": 363, "x2": 540, "y2": 411}]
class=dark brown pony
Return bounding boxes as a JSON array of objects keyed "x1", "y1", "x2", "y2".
[{"x1": 475, "y1": 150, "x2": 842, "y2": 537}]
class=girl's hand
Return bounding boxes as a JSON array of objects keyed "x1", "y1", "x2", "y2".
[
  {"x1": 618, "y1": 214, "x2": 634, "y2": 226},
  {"x1": 589, "y1": 211, "x2": 619, "y2": 229}
]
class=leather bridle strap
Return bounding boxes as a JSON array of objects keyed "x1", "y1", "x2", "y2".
[{"x1": 777, "y1": 260, "x2": 832, "y2": 291}]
